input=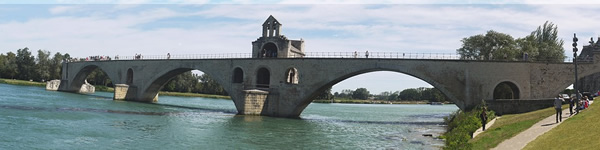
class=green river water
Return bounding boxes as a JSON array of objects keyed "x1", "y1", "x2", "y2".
[{"x1": 0, "y1": 84, "x2": 458, "y2": 149}]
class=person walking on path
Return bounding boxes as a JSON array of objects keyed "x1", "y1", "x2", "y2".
[
  {"x1": 569, "y1": 97, "x2": 574, "y2": 116},
  {"x1": 480, "y1": 107, "x2": 488, "y2": 131},
  {"x1": 554, "y1": 95, "x2": 564, "y2": 123},
  {"x1": 365, "y1": 51, "x2": 369, "y2": 58}
]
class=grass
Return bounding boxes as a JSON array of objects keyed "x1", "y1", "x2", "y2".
[
  {"x1": 0, "y1": 78, "x2": 46, "y2": 87},
  {"x1": 469, "y1": 105, "x2": 567, "y2": 150},
  {"x1": 523, "y1": 103, "x2": 599, "y2": 150},
  {"x1": 312, "y1": 99, "x2": 430, "y2": 104}
]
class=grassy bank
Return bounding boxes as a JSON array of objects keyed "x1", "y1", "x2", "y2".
[
  {"x1": 468, "y1": 105, "x2": 564, "y2": 149},
  {"x1": 313, "y1": 99, "x2": 432, "y2": 104},
  {"x1": 441, "y1": 106, "x2": 495, "y2": 150},
  {"x1": 523, "y1": 103, "x2": 599, "y2": 150},
  {"x1": 0, "y1": 78, "x2": 46, "y2": 87}
]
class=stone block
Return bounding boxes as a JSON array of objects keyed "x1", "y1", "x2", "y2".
[
  {"x1": 46, "y1": 80, "x2": 61, "y2": 91},
  {"x1": 243, "y1": 89, "x2": 269, "y2": 115}
]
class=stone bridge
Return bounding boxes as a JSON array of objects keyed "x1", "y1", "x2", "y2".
[
  {"x1": 56, "y1": 53, "x2": 600, "y2": 118},
  {"x1": 55, "y1": 16, "x2": 600, "y2": 118}
]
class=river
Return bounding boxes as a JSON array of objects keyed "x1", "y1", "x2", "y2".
[{"x1": 0, "y1": 84, "x2": 458, "y2": 149}]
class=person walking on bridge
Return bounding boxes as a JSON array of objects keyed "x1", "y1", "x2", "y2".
[{"x1": 554, "y1": 95, "x2": 564, "y2": 123}]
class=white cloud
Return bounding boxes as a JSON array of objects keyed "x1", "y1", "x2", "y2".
[{"x1": 49, "y1": 6, "x2": 79, "y2": 14}]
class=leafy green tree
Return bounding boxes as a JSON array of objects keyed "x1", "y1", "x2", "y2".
[
  {"x1": 388, "y1": 91, "x2": 400, "y2": 101},
  {"x1": 16, "y1": 48, "x2": 36, "y2": 80},
  {"x1": 520, "y1": 21, "x2": 565, "y2": 62},
  {"x1": 35, "y1": 50, "x2": 51, "y2": 81},
  {"x1": 400, "y1": 88, "x2": 420, "y2": 100},
  {"x1": 0, "y1": 54, "x2": 5, "y2": 78},
  {"x1": 2, "y1": 52, "x2": 18, "y2": 79},
  {"x1": 457, "y1": 30, "x2": 516, "y2": 60},
  {"x1": 49, "y1": 52, "x2": 64, "y2": 80},
  {"x1": 352, "y1": 88, "x2": 370, "y2": 100}
]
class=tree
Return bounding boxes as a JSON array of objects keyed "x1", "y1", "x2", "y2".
[
  {"x1": 16, "y1": 48, "x2": 36, "y2": 80},
  {"x1": 352, "y1": 88, "x2": 370, "y2": 100},
  {"x1": 457, "y1": 30, "x2": 516, "y2": 60},
  {"x1": 388, "y1": 91, "x2": 400, "y2": 101},
  {"x1": 520, "y1": 21, "x2": 565, "y2": 62},
  {"x1": 35, "y1": 50, "x2": 51, "y2": 81},
  {"x1": 315, "y1": 87, "x2": 333, "y2": 100},
  {"x1": 400, "y1": 88, "x2": 420, "y2": 100},
  {"x1": 2, "y1": 52, "x2": 18, "y2": 79},
  {"x1": 49, "y1": 52, "x2": 64, "y2": 80}
]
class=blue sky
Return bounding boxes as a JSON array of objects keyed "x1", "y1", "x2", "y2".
[{"x1": 1, "y1": 1, "x2": 599, "y2": 94}]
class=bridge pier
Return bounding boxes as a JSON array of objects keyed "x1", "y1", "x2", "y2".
[
  {"x1": 114, "y1": 84, "x2": 157, "y2": 102},
  {"x1": 241, "y1": 90, "x2": 268, "y2": 115}
]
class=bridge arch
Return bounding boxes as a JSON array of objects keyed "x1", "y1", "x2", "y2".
[
  {"x1": 493, "y1": 81, "x2": 520, "y2": 99},
  {"x1": 69, "y1": 64, "x2": 116, "y2": 92},
  {"x1": 141, "y1": 68, "x2": 230, "y2": 101},
  {"x1": 294, "y1": 69, "x2": 457, "y2": 116}
]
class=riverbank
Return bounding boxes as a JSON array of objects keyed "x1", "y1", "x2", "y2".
[
  {"x1": 313, "y1": 99, "x2": 448, "y2": 104},
  {"x1": 0, "y1": 78, "x2": 45, "y2": 87},
  {"x1": 93, "y1": 85, "x2": 231, "y2": 100},
  {"x1": 523, "y1": 102, "x2": 598, "y2": 149},
  {"x1": 468, "y1": 105, "x2": 564, "y2": 149}
]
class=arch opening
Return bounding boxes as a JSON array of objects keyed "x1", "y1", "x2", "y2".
[
  {"x1": 493, "y1": 81, "x2": 520, "y2": 99},
  {"x1": 126, "y1": 68, "x2": 133, "y2": 85},
  {"x1": 256, "y1": 68, "x2": 270, "y2": 88},
  {"x1": 285, "y1": 68, "x2": 298, "y2": 84},
  {"x1": 261, "y1": 43, "x2": 278, "y2": 58},
  {"x1": 296, "y1": 70, "x2": 457, "y2": 117},
  {"x1": 233, "y1": 68, "x2": 244, "y2": 83},
  {"x1": 70, "y1": 65, "x2": 114, "y2": 92}
]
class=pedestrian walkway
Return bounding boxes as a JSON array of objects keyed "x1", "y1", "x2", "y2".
[
  {"x1": 472, "y1": 117, "x2": 499, "y2": 138},
  {"x1": 492, "y1": 101, "x2": 593, "y2": 150}
]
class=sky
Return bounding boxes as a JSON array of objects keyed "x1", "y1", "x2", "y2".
[{"x1": 1, "y1": 0, "x2": 599, "y2": 94}]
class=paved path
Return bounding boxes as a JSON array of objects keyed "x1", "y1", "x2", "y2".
[
  {"x1": 491, "y1": 101, "x2": 592, "y2": 150},
  {"x1": 472, "y1": 117, "x2": 498, "y2": 138}
]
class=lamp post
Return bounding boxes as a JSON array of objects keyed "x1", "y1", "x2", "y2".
[{"x1": 573, "y1": 33, "x2": 579, "y2": 113}]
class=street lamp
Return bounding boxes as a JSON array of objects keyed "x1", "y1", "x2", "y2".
[{"x1": 573, "y1": 33, "x2": 579, "y2": 114}]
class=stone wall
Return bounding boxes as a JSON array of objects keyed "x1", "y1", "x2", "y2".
[
  {"x1": 485, "y1": 99, "x2": 555, "y2": 115},
  {"x1": 243, "y1": 89, "x2": 268, "y2": 115}
]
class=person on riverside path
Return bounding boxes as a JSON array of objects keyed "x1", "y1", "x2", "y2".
[
  {"x1": 480, "y1": 107, "x2": 488, "y2": 131},
  {"x1": 569, "y1": 97, "x2": 575, "y2": 116},
  {"x1": 365, "y1": 50, "x2": 369, "y2": 58},
  {"x1": 554, "y1": 95, "x2": 564, "y2": 123}
]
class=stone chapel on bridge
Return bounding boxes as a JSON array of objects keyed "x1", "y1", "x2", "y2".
[{"x1": 252, "y1": 15, "x2": 305, "y2": 58}]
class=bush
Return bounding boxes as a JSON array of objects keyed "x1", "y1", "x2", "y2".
[{"x1": 442, "y1": 105, "x2": 495, "y2": 150}]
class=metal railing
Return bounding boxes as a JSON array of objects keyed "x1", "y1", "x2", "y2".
[{"x1": 65, "y1": 52, "x2": 583, "y2": 63}]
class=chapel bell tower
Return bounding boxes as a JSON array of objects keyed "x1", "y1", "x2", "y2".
[{"x1": 252, "y1": 15, "x2": 305, "y2": 58}]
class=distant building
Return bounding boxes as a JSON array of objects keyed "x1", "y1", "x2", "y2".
[{"x1": 252, "y1": 15, "x2": 305, "y2": 58}]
